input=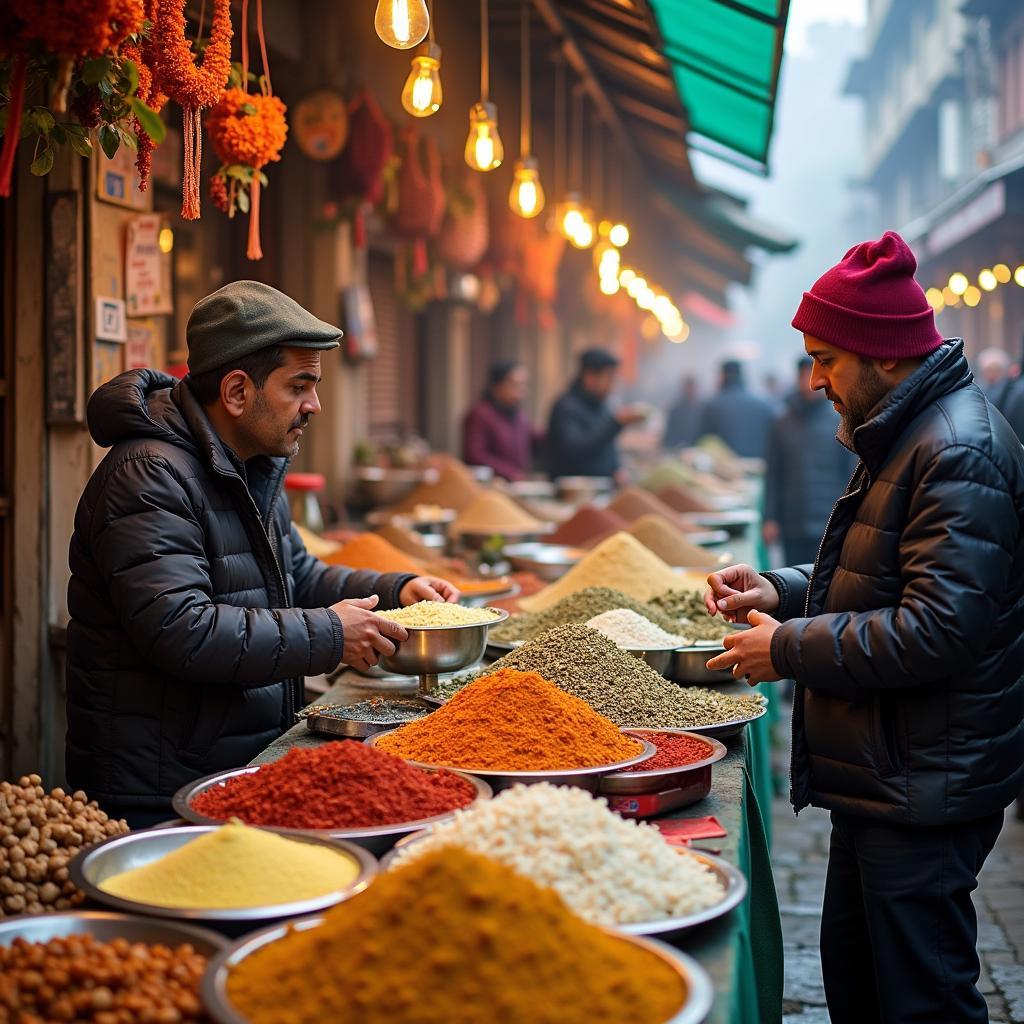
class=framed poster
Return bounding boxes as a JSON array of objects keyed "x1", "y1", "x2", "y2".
[
  {"x1": 126, "y1": 318, "x2": 160, "y2": 369},
  {"x1": 44, "y1": 191, "x2": 84, "y2": 424},
  {"x1": 95, "y1": 296, "x2": 128, "y2": 342},
  {"x1": 96, "y1": 144, "x2": 148, "y2": 210},
  {"x1": 125, "y1": 214, "x2": 172, "y2": 316}
]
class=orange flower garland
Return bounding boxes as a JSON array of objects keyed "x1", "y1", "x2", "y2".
[
  {"x1": 206, "y1": 0, "x2": 286, "y2": 260},
  {"x1": 152, "y1": 0, "x2": 232, "y2": 219}
]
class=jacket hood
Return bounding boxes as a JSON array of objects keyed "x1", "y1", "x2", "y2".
[
  {"x1": 87, "y1": 369, "x2": 196, "y2": 451},
  {"x1": 853, "y1": 339, "x2": 972, "y2": 472}
]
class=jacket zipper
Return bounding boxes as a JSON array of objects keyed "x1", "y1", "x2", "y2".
[{"x1": 791, "y1": 466, "x2": 866, "y2": 810}]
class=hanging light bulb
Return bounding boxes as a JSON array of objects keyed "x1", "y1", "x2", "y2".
[
  {"x1": 570, "y1": 207, "x2": 595, "y2": 249},
  {"x1": 559, "y1": 191, "x2": 584, "y2": 240},
  {"x1": 375, "y1": 0, "x2": 430, "y2": 49},
  {"x1": 510, "y1": 157, "x2": 545, "y2": 218},
  {"x1": 465, "y1": 101, "x2": 503, "y2": 171},
  {"x1": 948, "y1": 272, "x2": 969, "y2": 296},
  {"x1": 402, "y1": 42, "x2": 443, "y2": 117},
  {"x1": 609, "y1": 222, "x2": 630, "y2": 248},
  {"x1": 600, "y1": 276, "x2": 620, "y2": 296},
  {"x1": 619, "y1": 267, "x2": 636, "y2": 286},
  {"x1": 466, "y1": 0, "x2": 503, "y2": 171},
  {"x1": 978, "y1": 268, "x2": 998, "y2": 292},
  {"x1": 993, "y1": 263, "x2": 1011, "y2": 284}
]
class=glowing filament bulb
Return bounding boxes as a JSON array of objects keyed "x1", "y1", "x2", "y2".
[
  {"x1": 402, "y1": 45, "x2": 443, "y2": 117},
  {"x1": 509, "y1": 158, "x2": 545, "y2": 218},
  {"x1": 375, "y1": 0, "x2": 430, "y2": 49},
  {"x1": 465, "y1": 102, "x2": 503, "y2": 171}
]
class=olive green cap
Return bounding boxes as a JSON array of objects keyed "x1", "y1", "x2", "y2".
[{"x1": 186, "y1": 281, "x2": 342, "y2": 375}]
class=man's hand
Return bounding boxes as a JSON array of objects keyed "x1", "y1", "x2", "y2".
[
  {"x1": 705, "y1": 610, "x2": 782, "y2": 684},
  {"x1": 704, "y1": 563, "x2": 780, "y2": 625},
  {"x1": 400, "y1": 576, "x2": 461, "y2": 605},
  {"x1": 329, "y1": 595, "x2": 408, "y2": 671}
]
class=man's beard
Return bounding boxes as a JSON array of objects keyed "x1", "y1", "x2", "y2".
[
  {"x1": 829, "y1": 360, "x2": 888, "y2": 448},
  {"x1": 251, "y1": 390, "x2": 310, "y2": 457}
]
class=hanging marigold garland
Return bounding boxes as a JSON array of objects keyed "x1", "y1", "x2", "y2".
[
  {"x1": 125, "y1": 0, "x2": 167, "y2": 191},
  {"x1": 152, "y1": 0, "x2": 232, "y2": 219},
  {"x1": 206, "y1": 0, "x2": 286, "y2": 259}
]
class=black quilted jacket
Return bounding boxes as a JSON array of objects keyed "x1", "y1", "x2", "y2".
[
  {"x1": 66, "y1": 370, "x2": 413, "y2": 811},
  {"x1": 766, "y1": 341, "x2": 1024, "y2": 825}
]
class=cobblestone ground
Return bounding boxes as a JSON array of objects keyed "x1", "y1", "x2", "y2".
[{"x1": 771, "y1": 728, "x2": 1024, "y2": 1023}]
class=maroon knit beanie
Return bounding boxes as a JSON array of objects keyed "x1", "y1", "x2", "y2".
[{"x1": 791, "y1": 231, "x2": 943, "y2": 359}]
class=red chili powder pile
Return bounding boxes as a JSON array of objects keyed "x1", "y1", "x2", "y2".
[
  {"x1": 190, "y1": 741, "x2": 477, "y2": 829},
  {"x1": 549, "y1": 505, "x2": 629, "y2": 547},
  {"x1": 622, "y1": 732, "x2": 713, "y2": 772}
]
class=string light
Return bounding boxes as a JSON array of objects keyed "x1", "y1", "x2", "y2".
[
  {"x1": 963, "y1": 285, "x2": 981, "y2": 307},
  {"x1": 465, "y1": 0, "x2": 503, "y2": 171},
  {"x1": 994, "y1": 263, "x2": 1011, "y2": 284},
  {"x1": 948, "y1": 272, "x2": 969, "y2": 296},
  {"x1": 509, "y1": 1, "x2": 544, "y2": 217},
  {"x1": 401, "y1": 42, "x2": 442, "y2": 117},
  {"x1": 375, "y1": 0, "x2": 430, "y2": 49},
  {"x1": 978, "y1": 268, "x2": 997, "y2": 292},
  {"x1": 925, "y1": 287, "x2": 944, "y2": 311},
  {"x1": 1015, "y1": 266, "x2": 1024, "y2": 287}
]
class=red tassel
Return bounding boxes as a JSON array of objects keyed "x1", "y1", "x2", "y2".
[
  {"x1": 353, "y1": 204, "x2": 367, "y2": 249},
  {"x1": 181, "y1": 106, "x2": 202, "y2": 221},
  {"x1": 0, "y1": 56, "x2": 28, "y2": 199},
  {"x1": 246, "y1": 175, "x2": 263, "y2": 260},
  {"x1": 411, "y1": 238, "x2": 428, "y2": 279}
]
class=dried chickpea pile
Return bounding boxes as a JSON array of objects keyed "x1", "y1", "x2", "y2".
[
  {"x1": 0, "y1": 775, "x2": 128, "y2": 917},
  {"x1": 0, "y1": 934, "x2": 208, "y2": 1022}
]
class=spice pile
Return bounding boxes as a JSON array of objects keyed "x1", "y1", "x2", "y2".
[
  {"x1": 607, "y1": 488, "x2": 685, "y2": 527},
  {"x1": 302, "y1": 698, "x2": 430, "y2": 725},
  {"x1": 376, "y1": 668, "x2": 643, "y2": 771},
  {"x1": 225, "y1": 846, "x2": 686, "y2": 1024},
  {"x1": 518, "y1": 533, "x2": 684, "y2": 611},
  {"x1": 490, "y1": 586, "x2": 680, "y2": 644},
  {"x1": 584, "y1": 608, "x2": 684, "y2": 649},
  {"x1": 391, "y1": 458, "x2": 481, "y2": 513},
  {"x1": 0, "y1": 935, "x2": 208, "y2": 1022},
  {"x1": 189, "y1": 742, "x2": 476, "y2": 830},
  {"x1": 440, "y1": 625, "x2": 764, "y2": 729},
  {"x1": 376, "y1": 602, "x2": 500, "y2": 627},
  {"x1": 627, "y1": 513, "x2": 714, "y2": 566},
  {"x1": 391, "y1": 784, "x2": 725, "y2": 926},
  {"x1": 621, "y1": 732, "x2": 715, "y2": 772},
  {"x1": 374, "y1": 522, "x2": 439, "y2": 562},
  {"x1": 451, "y1": 490, "x2": 544, "y2": 536},
  {"x1": 0, "y1": 775, "x2": 128, "y2": 917},
  {"x1": 326, "y1": 533, "x2": 422, "y2": 574},
  {"x1": 655, "y1": 484, "x2": 718, "y2": 515},
  {"x1": 100, "y1": 822, "x2": 360, "y2": 909},
  {"x1": 651, "y1": 589, "x2": 732, "y2": 643},
  {"x1": 548, "y1": 504, "x2": 628, "y2": 547}
]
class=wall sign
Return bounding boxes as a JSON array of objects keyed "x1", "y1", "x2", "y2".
[
  {"x1": 96, "y1": 145, "x2": 148, "y2": 210},
  {"x1": 125, "y1": 214, "x2": 173, "y2": 316},
  {"x1": 95, "y1": 296, "x2": 128, "y2": 342}
]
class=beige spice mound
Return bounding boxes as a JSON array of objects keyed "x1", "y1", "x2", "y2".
[
  {"x1": 627, "y1": 514, "x2": 716, "y2": 567},
  {"x1": 452, "y1": 490, "x2": 544, "y2": 535},
  {"x1": 519, "y1": 532, "x2": 683, "y2": 611}
]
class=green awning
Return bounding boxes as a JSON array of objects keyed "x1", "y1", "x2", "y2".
[{"x1": 647, "y1": 0, "x2": 788, "y2": 172}]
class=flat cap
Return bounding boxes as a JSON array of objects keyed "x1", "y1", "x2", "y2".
[{"x1": 186, "y1": 281, "x2": 342, "y2": 375}]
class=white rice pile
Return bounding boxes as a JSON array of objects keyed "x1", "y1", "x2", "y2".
[
  {"x1": 585, "y1": 608, "x2": 684, "y2": 649},
  {"x1": 389, "y1": 783, "x2": 725, "y2": 926}
]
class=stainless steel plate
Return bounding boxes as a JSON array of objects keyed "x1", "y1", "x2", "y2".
[
  {"x1": 683, "y1": 703, "x2": 768, "y2": 740},
  {"x1": 600, "y1": 729, "x2": 728, "y2": 795},
  {"x1": 683, "y1": 529, "x2": 731, "y2": 547},
  {"x1": 0, "y1": 910, "x2": 226, "y2": 955},
  {"x1": 378, "y1": 607, "x2": 510, "y2": 678},
  {"x1": 70, "y1": 827, "x2": 375, "y2": 934},
  {"x1": 680, "y1": 509, "x2": 758, "y2": 539},
  {"x1": 502, "y1": 541, "x2": 587, "y2": 581},
  {"x1": 172, "y1": 766, "x2": 492, "y2": 855},
  {"x1": 365, "y1": 732, "x2": 656, "y2": 794},
  {"x1": 201, "y1": 916, "x2": 713, "y2": 1024}
]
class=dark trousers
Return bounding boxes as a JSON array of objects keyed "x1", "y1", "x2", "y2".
[{"x1": 821, "y1": 809, "x2": 1003, "y2": 1024}]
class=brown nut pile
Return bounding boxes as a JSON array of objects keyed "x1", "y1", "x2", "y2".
[
  {"x1": 0, "y1": 933, "x2": 209, "y2": 1021},
  {"x1": 0, "y1": 775, "x2": 128, "y2": 917}
]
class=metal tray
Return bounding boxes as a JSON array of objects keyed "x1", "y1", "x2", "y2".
[
  {"x1": 601, "y1": 729, "x2": 728, "y2": 795},
  {"x1": 201, "y1": 915, "x2": 713, "y2": 1024},
  {"x1": 0, "y1": 909, "x2": 226, "y2": 955},
  {"x1": 172, "y1": 766, "x2": 492, "y2": 855},
  {"x1": 683, "y1": 703, "x2": 768, "y2": 740},
  {"x1": 365, "y1": 731, "x2": 656, "y2": 794},
  {"x1": 459, "y1": 578, "x2": 521, "y2": 607},
  {"x1": 502, "y1": 541, "x2": 587, "y2": 581},
  {"x1": 680, "y1": 509, "x2": 758, "y2": 538},
  {"x1": 70, "y1": 827, "x2": 375, "y2": 938},
  {"x1": 683, "y1": 529, "x2": 731, "y2": 547},
  {"x1": 301, "y1": 698, "x2": 434, "y2": 739}
]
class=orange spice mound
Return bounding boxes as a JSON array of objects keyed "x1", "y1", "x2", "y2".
[
  {"x1": 375, "y1": 668, "x2": 644, "y2": 771},
  {"x1": 207, "y1": 88, "x2": 288, "y2": 168},
  {"x1": 326, "y1": 533, "x2": 423, "y2": 575}
]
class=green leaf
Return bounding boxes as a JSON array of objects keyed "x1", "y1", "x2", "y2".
[
  {"x1": 82, "y1": 57, "x2": 111, "y2": 86},
  {"x1": 128, "y1": 97, "x2": 166, "y2": 144},
  {"x1": 30, "y1": 107, "x2": 55, "y2": 134},
  {"x1": 98, "y1": 124, "x2": 119, "y2": 159},
  {"x1": 116, "y1": 125, "x2": 138, "y2": 152},
  {"x1": 240, "y1": 102, "x2": 258, "y2": 116},
  {"x1": 224, "y1": 164, "x2": 252, "y2": 181},
  {"x1": 68, "y1": 131, "x2": 93, "y2": 157},
  {"x1": 258, "y1": 171, "x2": 268, "y2": 186},
  {"x1": 51, "y1": 123, "x2": 67, "y2": 145},
  {"x1": 30, "y1": 148, "x2": 54, "y2": 176},
  {"x1": 237, "y1": 187, "x2": 250, "y2": 214},
  {"x1": 122, "y1": 58, "x2": 139, "y2": 97},
  {"x1": 63, "y1": 122, "x2": 86, "y2": 138}
]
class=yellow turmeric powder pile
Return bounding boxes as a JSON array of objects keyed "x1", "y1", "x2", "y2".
[
  {"x1": 100, "y1": 822, "x2": 361, "y2": 909},
  {"x1": 374, "y1": 668, "x2": 643, "y2": 770},
  {"x1": 226, "y1": 847, "x2": 686, "y2": 1024}
]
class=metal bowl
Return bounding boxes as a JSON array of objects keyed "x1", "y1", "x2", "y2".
[
  {"x1": 680, "y1": 509, "x2": 758, "y2": 539},
  {"x1": 201, "y1": 916, "x2": 713, "y2": 1024},
  {"x1": 601, "y1": 729, "x2": 728, "y2": 795},
  {"x1": 684, "y1": 703, "x2": 768, "y2": 740},
  {"x1": 503, "y1": 541, "x2": 586, "y2": 581},
  {"x1": 354, "y1": 466, "x2": 435, "y2": 507},
  {"x1": 172, "y1": 766, "x2": 493, "y2": 856},
  {"x1": 503, "y1": 479, "x2": 556, "y2": 500},
  {"x1": 378, "y1": 607, "x2": 510, "y2": 677},
  {"x1": 364, "y1": 507, "x2": 456, "y2": 533},
  {"x1": 301, "y1": 698, "x2": 434, "y2": 739},
  {"x1": 0, "y1": 909, "x2": 226, "y2": 955},
  {"x1": 451, "y1": 523, "x2": 555, "y2": 550},
  {"x1": 365, "y1": 731, "x2": 656, "y2": 794},
  {"x1": 671, "y1": 645, "x2": 734, "y2": 685},
  {"x1": 458, "y1": 578, "x2": 521, "y2": 607},
  {"x1": 70, "y1": 827, "x2": 376, "y2": 937},
  {"x1": 682, "y1": 528, "x2": 731, "y2": 547},
  {"x1": 554, "y1": 475, "x2": 615, "y2": 503},
  {"x1": 622, "y1": 647, "x2": 676, "y2": 677}
]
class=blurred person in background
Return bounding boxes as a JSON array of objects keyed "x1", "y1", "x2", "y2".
[
  {"x1": 762, "y1": 371, "x2": 785, "y2": 413},
  {"x1": 662, "y1": 375, "x2": 703, "y2": 449},
  {"x1": 696, "y1": 359, "x2": 776, "y2": 458},
  {"x1": 976, "y1": 346, "x2": 1012, "y2": 411},
  {"x1": 462, "y1": 360, "x2": 542, "y2": 482},
  {"x1": 763, "y1": 357, "x2": 857, "y2": 564},
  {"x1": 1000, "y1": 331, "x2": 1024, "y2": 442},
  {"x1": 545, "y1": 348, "x2": 648, "y2": 481}
]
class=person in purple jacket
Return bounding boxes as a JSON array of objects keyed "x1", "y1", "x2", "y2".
[{"x1": 462, "y1": 361, "x2": 543, "y2": 481}]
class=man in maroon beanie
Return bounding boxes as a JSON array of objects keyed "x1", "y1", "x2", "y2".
[{"x1": 704, "y1": 231, "x2": 1024, "y2": 1024}]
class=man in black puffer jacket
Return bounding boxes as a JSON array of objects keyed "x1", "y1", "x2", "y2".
[
  {"x1": 67, "y1": 282, "x2": 458, "y2": 827},
  {"x1": 705, "y1": 233, "x2": 1024, "y2": 1024}
]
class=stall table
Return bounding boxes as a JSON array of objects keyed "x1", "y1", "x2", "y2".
[{"x1": 252, "y1": 672, "x2": 784, "y2": 1024}]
